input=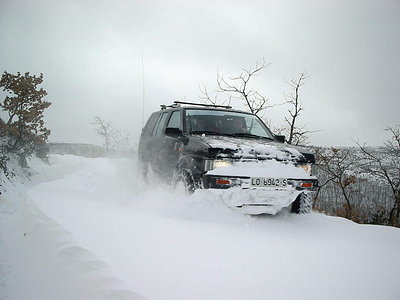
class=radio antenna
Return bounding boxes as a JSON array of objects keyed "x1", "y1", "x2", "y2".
[{"x1": 141, "y1": 51, "x2": 145, "y2": 129}]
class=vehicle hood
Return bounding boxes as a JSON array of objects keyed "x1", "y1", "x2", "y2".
[{"x1": 196, "y1": 135, "x2": 314, "y2": 163}]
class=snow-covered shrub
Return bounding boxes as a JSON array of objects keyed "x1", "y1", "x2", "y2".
[
  {"x1": 0, "y1": 71, "x2": 51, "y2": 166},
  {"x1": 313, "y1": 146, "x2": 399, "y2": 227}
]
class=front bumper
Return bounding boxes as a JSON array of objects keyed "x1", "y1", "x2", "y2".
[
  {"x1": 203, "y1": 174, "x2": 318, "y2": 191},
  {"x1": 202, "y1": 174, "x2": 318, "y2": 215}
]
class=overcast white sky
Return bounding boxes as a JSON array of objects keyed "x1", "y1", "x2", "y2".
[{"x1": 1, "y1": 0, "x2": 399, "y2": 147}]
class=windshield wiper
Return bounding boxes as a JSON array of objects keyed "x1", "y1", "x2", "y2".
[
  {"x1": 191, "y1": 131, "x2": 273, "y2": 140},
  {"x1": 191, "y1": 130, "x2": 232, "y2": 136},
  {"x1": 231, "y1": 132, "x2": 274, "y2": 140}
]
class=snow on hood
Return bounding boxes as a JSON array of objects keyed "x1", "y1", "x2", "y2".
[{"x1": 198, "y1": 135, "x2": 304, "y2": 161}]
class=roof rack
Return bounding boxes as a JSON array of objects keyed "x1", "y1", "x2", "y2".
[
  {"x1": 160, "y1": 103, "x2": 180, "y2": 110},
  {"x1": 160, "y1": 101, "x2": 232, "y2": 110},
  {"x1": 176, "y1": 101, "x2": 232, "y2": 109}
]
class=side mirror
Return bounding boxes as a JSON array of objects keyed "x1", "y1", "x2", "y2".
[
  {"x1": 275, "y1": 135, "x2": 285, "y2": 143},
  {"x1": 165, "y1": 127, "x2": 189, "y2": 145},
  {"x1": 165, "y1": 127, "x2": 183, "y2": 137}
]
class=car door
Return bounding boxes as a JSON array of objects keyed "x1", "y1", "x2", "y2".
[
  {"x1": 147, "y1": 111, "x2": 170, "y2": 177},
  {"x1": 138, "y1": 112, "x2": 160, "y2": 164},
  {"x1": 157, "y1": 110, "x2": 183, "y2": 182}
]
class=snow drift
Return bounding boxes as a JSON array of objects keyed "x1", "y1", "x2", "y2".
[{"x1": 1, "y1": 154, "x2": 400, "y2": 300}]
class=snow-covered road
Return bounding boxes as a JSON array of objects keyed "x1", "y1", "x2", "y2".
[{"x1": 1, "y1": 154, "x2": 400, "y2": 300}]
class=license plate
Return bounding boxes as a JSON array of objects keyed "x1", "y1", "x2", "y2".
[{"x1": 250, "y1": 177, "x2": 287, "y2": 187}]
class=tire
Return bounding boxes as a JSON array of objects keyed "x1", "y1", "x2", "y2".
[
  {"x1": 173, "y1": 172, "x2": 195, "y2": 195},
  {"x1": 290, "y1": 192, "x2": 313, "y2": 214}
]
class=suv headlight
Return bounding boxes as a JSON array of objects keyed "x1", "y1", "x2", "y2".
[
  {"x1": 214, "y1": 159, "x2": 232, "y2": 168},
  {"x1": 205, "y1": 159, "x2": 233, "y2": 171}
]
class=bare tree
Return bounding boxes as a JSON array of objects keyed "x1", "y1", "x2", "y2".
[
  {"x1": 111, "y1": 129, "x2": 135, "y2": 154},
  {"x1": 316, "y1": 147, "x2": 359, "y2": 219},
  {"x1": 357, "y1": 125, "x2": 400, "y2": 227},
  {"x1": 201, "y1": 59, "x2": 272, "y2": 114},
  {"x1": 282, "y1": 72, "x2": 315, "y2": 145},
  {"x1": 199, "y1": 84, "x2": 217, "y2": 106},
  {"x1": 91, "y1": 116, "x2": 114, "y2": 151},
  {"x1": 199, "y1": 84, "x2": 232, "y2": 108}
]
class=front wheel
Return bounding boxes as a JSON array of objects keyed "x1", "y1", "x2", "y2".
[
  {"x1": 290, "y1": 192, "x2": 313, "y2": 214},
  {"x1": 173, "y1": 172, "x2": 195, "y2": 195}
]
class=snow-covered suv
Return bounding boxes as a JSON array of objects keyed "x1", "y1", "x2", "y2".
[{"x1": 138, "y1": 101, "x2": 318, "y2": 215}]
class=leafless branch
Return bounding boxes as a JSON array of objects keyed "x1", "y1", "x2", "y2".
[
  {"x1": 91, "y1": 116, "x2": 114, "y2": 151},
  {"x1": 199, "y1": 85, "x2": 217, "y2": 106},
  {"x1": 281, "y1": 71, "x2": 317, "y2": 145},
  {"x1": 215, "y1": 59, "x2": 272, "y2": 114},
  {"x1": 356, "y1": 126, "x2": 400, "y2": 226}
]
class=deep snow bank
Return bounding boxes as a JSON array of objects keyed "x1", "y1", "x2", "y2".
[{"x1": 0, "y1": 155, "x2": 145, "y2": 300}]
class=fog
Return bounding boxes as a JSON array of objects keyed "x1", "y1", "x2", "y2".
[{"x1": 1, "y1": 0, "x2": 399, "y2": 147}]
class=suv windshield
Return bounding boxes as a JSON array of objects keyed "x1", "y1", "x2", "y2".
[{"x1": 185, "y1": 109, "x2": 274, "y2": 139}]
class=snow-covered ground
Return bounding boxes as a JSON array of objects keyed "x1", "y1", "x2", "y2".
[{"x1": 1, "y1": 154, "x2": 400, "y2": 300}]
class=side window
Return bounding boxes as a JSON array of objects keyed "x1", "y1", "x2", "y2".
[
  {"x1": 142, "y1": 113, "x2": 159, "y2": 137},
  {"x1": 153, "y1": 112, "x2": 170, "y2": 136},
  {"x1": 166, "y1": 111, "x2": 181, "y2": 130}
]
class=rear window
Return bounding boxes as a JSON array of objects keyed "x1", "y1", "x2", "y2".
[
  {"x1": 153, "y1": 112, "x2": 170, "y2": 136},
  {"x1": 142, "y1": 112, "x2": 159, "y2": 137}
]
